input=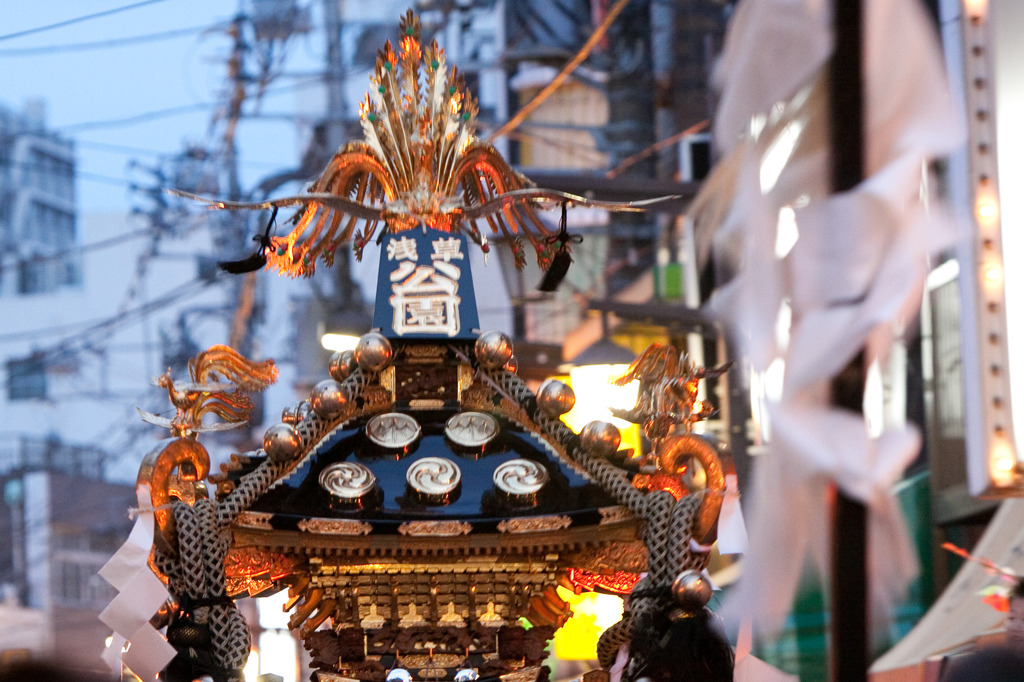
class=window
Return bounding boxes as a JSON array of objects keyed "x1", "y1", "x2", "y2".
[{"x1": 7, "y1": 355, "x2": 47, "y2": 400}]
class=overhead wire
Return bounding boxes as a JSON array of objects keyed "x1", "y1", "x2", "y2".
[
  {"x1": 0, "y1": 24, "x2": 210, "y2": 56},
  {"x1": 0, "y1": 0, "x2": 171, "y2": 42},
  {"x1": 488, "y1": 0, "x2": 633, "y2": 141},
  {"x1": 0, "y1": 227, "x2": 153, "y2": 274}
]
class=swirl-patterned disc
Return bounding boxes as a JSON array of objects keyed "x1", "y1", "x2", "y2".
[
  {"x1": 492, "y1": 459, "x2": 549, "y2": 498},
  {"x1": 319, "y1": 461, "x2": 377, "y2": 500},
  {"x1": 406, "y1": 457, "x2": 462, "y2": 497}
]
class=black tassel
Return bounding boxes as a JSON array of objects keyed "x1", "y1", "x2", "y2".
[
  {"x1": 217, "y1": 207, "x2": 277, "y2": 274},
  {"x1": 537, "y1": 202, "x2": 581, "y2": 292},
  {"x1": 629, "y1": 603, "x2": 734, "y2": 682}
]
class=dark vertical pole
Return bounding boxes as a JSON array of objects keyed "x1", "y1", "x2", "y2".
[{"x1": 829, "y1": 0, "x2": 868, "y2": 681}]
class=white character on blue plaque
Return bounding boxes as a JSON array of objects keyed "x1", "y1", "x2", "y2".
[{"x1": 387, "y1": 235, "x2": 463, "y2": 336}]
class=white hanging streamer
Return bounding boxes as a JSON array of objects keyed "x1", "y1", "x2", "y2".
[
  {"x1": 704, "y1": 0, "x2": 965, "y2": 636},
  {"x1": 99, "y1": 483, "x2": 176, "y2": 680}
]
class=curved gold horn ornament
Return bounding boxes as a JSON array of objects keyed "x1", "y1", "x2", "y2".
[
  {"x1": 137, "y1": 437, "x2": 211, "y2": 549},
  {"x1": 658, "y1": 433, "x2": 726, "y2": 545}
]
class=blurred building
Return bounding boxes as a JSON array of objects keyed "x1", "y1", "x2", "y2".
[
  {"x1": 0, "y1": 466, "x2": 134, "y2": 668},
  {"x1": 0, "y1": 100, "x2": 78, "y2": 298}
]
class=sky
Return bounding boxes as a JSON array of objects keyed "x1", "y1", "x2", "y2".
[{"x1": 0, "y1": 0, "x2": 326, "y2": 214}]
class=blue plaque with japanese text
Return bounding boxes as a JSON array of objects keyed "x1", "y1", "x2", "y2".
[{"x1": 373, "y1": 228, "x2": 480, "y2": 339}]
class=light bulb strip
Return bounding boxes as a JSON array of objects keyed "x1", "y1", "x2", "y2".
[{"x1": 961, "y1": 0, "x2": 1020, "y2": 492}]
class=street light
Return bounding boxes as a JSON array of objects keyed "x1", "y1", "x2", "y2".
[{"x1": 319, "y1": 308, "x2": 373, "y2": 352}]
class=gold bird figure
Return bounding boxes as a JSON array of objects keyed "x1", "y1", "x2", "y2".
[{"x1": 137, "y1": 344, "x2": 278, "y2": 439}]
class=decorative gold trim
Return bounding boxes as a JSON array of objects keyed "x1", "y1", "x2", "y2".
[
  {"x1": 380, "y1": 365, "x2": 396, "y2": 397},
  {"x1": 362, "y1": 385, "x2": 393, "y2": 412},
  {"x1": 405, "y1": 344, "x2": 446, "y2": 362},
  {"x1": 399, "y1": 601, "x2": 428, "y2": 626},
  {"x1": 297, "y1": 518, "x2": 373, "y2": 535},
  {"x1": 457, "y1": 364, "x2": 475, "y2": 402},
  {"x1": 496, "y1": 516, "x2": 572, "y2": 534},
  {"x1": 236, "y1": 511, "x2": 274, "y2": 530},
  {"x1": 477, "y1": 601, "x2": 506, "y2": 627},
  {"x1": 315, "y1": 672, "x2": 362, "y2": 682},
  {"x1": 499, "y1": 666, "x2": 542, "y2": 682},
  {"x1": 439, "y1": 602, "x2": 466, "y2": 625},
  {"x1": 397, "y1": 520, "x2": 473, "y2": 536},
  {"x1": 402, "y1": 654, "x2": 464, "y2": 669},
  {"x1": 359, "y1": 603, "x2": 386, "y2": 629},
  {"x1": 597, "y1": 506, "x2": 632, "y2": 525},
  {"x1": 409, "y1": 398, "x2": 446, "y2": 409}
]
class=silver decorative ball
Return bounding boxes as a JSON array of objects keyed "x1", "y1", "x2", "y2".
[
  {"x1": 328, "y1": 350, "x2": 357, "y2": 382},
  {"x1": 503, "y1": 355, "x2": 519, "y2": 374},
  {"x1": 262, "y1": 423, "x2": 302, "y2": 463},
  {"x1": 536, "y1": 379, "x2": 576, "y2": 416},
  {"x1": 354, "y1": 332, "x2": 393, "y2": 372},
  {"x1": 475, "y1": 330, "x2": 514, "y2": 370},
  {"x1": 671, "y1": 569, "x2": 712, "y2": 612},
  {"x1": 454, "y1": 669, "x2": 480, "y2": 682},
  {"x1": 281, "y1": 405, "x2": 301, "y2": 425},
  {"x1": 386, "y1": 669, "x2": 412, "y2": 682},
  {"x1": 579, "y1": 420, "x2": 621, "y2": 459},
  {"x1": 310, "y1": 379, "x2": 348, "y2": 418}
]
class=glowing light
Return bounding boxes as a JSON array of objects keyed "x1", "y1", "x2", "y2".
[
  {"x1": 551, "y1": 588, "x2": 624, "y2": 660},
  {"x1": 243, "y1": 648, "x2": 260, "y2": 682},
  {"x1": 985, "y1": 264, "x2": 1003, "y2": 282},
  {"x1": 561, "y1": 365, "x2": 641, "y2": 455},
  {"x1": 964, "y1": 0, "x2": 989, "y2": 18},
  {"x1": 976, "y1": 195, "x2": 1000, "y2": 224},
  {"x1": 259, "y1": 629, "x2": 299, "y2": 682},
  {"x1": 989, "y1": 439, "x2": 1018, "y2": 487},
  {"x1": 321, "y1": 333, "x2": 361, "y2": 352}
]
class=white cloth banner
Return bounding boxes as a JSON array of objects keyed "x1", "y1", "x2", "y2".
[
  {"x1": 703, "y1": 0, "x2": 965, "y2": 635},
  {"x1": 98, "y1": 484, "x2": 176, "y2": 680}
]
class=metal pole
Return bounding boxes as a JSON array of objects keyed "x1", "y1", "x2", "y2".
[{"x1": 828, "y1": 0, "x2": 868, "y2": 680}]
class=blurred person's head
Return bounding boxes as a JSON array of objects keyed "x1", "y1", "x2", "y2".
[
  {"x1": 940, "y1": 646, "x2": 1024, "y2": 682},
  {"x1": 0, "y1": 659, "x2": 115, "y2": 682}
]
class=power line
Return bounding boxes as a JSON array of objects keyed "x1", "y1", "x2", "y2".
[
  {"x1": 0, "y1": 227, "x2": 153, "y2": 274},
  {"x1": 57, "y1": 73, "x2": 325, "y2": 133},
  {"x1": 60, "y1": 102, "x2": 216, "y2": 133},
  {"x1": 3, "y1": 276, "x2": 217, "y2": 357},
  {"x1": 489, "y1": 0, "x2": 633, "y2": 142},
  {"x1": 0, "y1": 0, "x2": 171, "y2": 43},
  {"x1": 0, "y1": 24, "x2": 209, "y2": 56}
]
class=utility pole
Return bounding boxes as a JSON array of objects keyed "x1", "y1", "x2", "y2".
[{"x1": 322, "y1": 0, "x2": 361, "y2": 313}]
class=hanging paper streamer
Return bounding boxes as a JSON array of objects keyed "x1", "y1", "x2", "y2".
[
  {"x1": 699, "y1": 0, "x2": 965, "y2": 635},
  {"x1": 99, "y1": 484, "x2": 176, "y2": 680}
]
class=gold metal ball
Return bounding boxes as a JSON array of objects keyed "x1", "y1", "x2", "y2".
[
  {"x1": 262, "y1": 423, "x2": 302, "y2": 463},
  {"x1": 536, "y1": 379, "x2": 576, "y2": 416},
  {"x1": 328, "y1": 350, "x2": 357, "y2": 382},
  {"x1": 503, "y1": 355, "x2": 519, "y2": 373},
  {"x1": 353, "y1": 332, "x2": 393, "y2": 372},
  {"x1": 475, "y1": 330, "x2": 514, "y2": 370},
  {"x1": 671, "y1": 569, "x2": 712, "y2": 612},
  {"x1": 281, "y1": 405, "x2": 301, "y2": 425},
  {"x1": 579, "y1": 420, "x2": 621, "y2": 459},
  {"x1": 310, "y1": 379, "x2": 349, "y2": 418}
]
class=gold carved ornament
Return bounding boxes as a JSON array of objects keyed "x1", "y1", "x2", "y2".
[
  {"x1": 613, "y1": 343, "x2": 730, "y2": 544},
  {"x1": 135, "y1": 345, "x2": 277, "y2": 548},
  {"x1": 174, "y1": 10, "x2": 671, "y2": 279}
]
